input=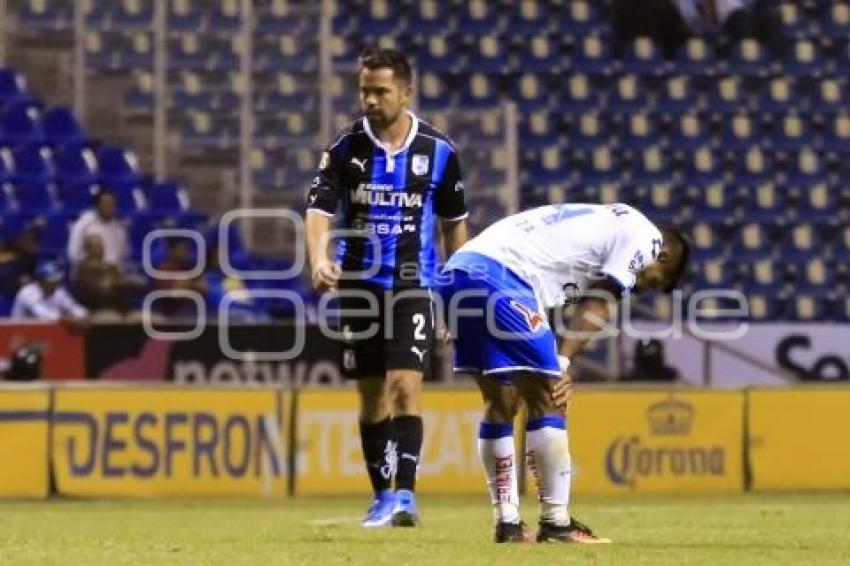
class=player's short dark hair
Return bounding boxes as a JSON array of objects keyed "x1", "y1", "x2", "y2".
[
  {"x1": 359, "y1": 47, "x2": 412, "y2": 84},
  {"x1": 661, "y1": 227, "x2": 690, "y2": 293}
]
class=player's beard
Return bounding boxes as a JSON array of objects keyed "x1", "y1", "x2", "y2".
[{"x1": 366, "y1": 107, "x2": 401, "y2": 131}]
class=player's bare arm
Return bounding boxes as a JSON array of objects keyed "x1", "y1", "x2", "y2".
[
  {"x1": 305, "y1": 211, "x2": 340, "y2": 293},
  {"x1": 439, "y1": 218, "x2": 468, "y2": 259}
]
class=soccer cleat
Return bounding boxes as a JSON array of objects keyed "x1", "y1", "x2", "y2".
[
  {"x1": 361, "y1": 490, "x2": 397, "y2": 528},
  {"x1": 494, "y1": 521, "x2": 534, "y2": 543},
  {"x1": 536, "y1": 517, "x2": 612, "y2": 544},
  {"x1": 391, "y1": 489, "x2": 420, "y2": 527}
]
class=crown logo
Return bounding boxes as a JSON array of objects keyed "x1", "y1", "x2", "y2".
[{"x1": 646, "y1": 397, "x2": 693, "y2": 435}]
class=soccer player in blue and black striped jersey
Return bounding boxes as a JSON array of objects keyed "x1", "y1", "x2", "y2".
[{"x1": 305, "y1": 48, "x2": 468, "y2": 528}]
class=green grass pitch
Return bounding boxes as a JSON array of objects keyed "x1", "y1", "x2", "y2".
[{"x1": 2, "y1": 494, "x2": 850, "y2": 565}]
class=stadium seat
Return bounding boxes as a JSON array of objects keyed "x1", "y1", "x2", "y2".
[
  {"x1": 144, "y1": 181, "x2": 190, "y2": 213},
  {"x1": 732, "y1": 223, "x2": 773, "y2": 261},
  {"x1": 519, "y1": 110, "x2": 559, "y2": 149},
  {"x1": 608, "y1": 75, "x2": 648, "y2": 114},
  {"x1": 18, "y1": 0, "x2": 73, "y2": 30},
  {"x1": 692, "y1": 183, "x2": 736, "y2": 222},
  {"x1": 254, "y1": 34, "x2": 319, "y2": 73},
  {"x1": 55, "y1": 145, "x2": 98, "y2": 187},
  {"x1": 684, "y1": 146, "x2": 721, "y2": 186},
  {"x1": 556, "y1": 73, "x2": 599, "y2": 114},
  {"x1": 169, "y1": 34, "x2": 212, "y2": 71},
  {"x1": 657, "y1": 75, "x2": 697, "y2": 115},
  {"x1": 785, "y1": 39, "x2": 823, "y2": 78},
  {"x1": 782, "y1": 223, "x2": 819, "y2": 261},
  {"x1": 722, "y1": 113, "x2": 761, "y2": 151},
  {"x1": 631, "y1": 146, "x2": 669, "y2": 184},
  {"x1": 97, "y1": 146, "x2": 141, "y2": 187},
  {"x1": 1, "y1": 99, "x2": 44, "y2": 146},
  {"x1": 39, "y1": 212, "x2": 74, "y2": 257},
  {"x1": 10, "y1": 180, "x2": 56, "y2": 213},
  {"x1": 569, "y1": 112, "x2": 608, "y2": 150},
  {"x1": 559, "y1": 0, "x2": 599, "y2": 35},
  {"x1": 511, "y1": 73, "x2": 550, "y2": 111},
  {"x1": 457, "y1": 0, "x2": 499, "y2": 35},
  {"x1": 734, "y1": 146, "x2": 772, "y2": 184},
  {"x1": 572, "y1": 35, "x2": 613, "y2": 76},
  {"x1": 56, "y1": 181, "x2": 100, "y2": 214},
  {"x1": 407, "y1": 0, "x2": 449, "y2": 36},
  {"x1": 256, "y1": 0, "x2": 312, "y2": 34},
  {"x1": 788, "y1": 148, "x2": 824, "y2": 184},
  {"x1": 209, "y1": 0, "x2": 241, "y2": 31},
  {"x1": 525, "y1": 146, "x2": 569, "y2": 185},
  {"x1": 417, "y1": 36, "x2": 461, "y2": 73},
  {"x1": 168, "y1": 0, "x2": 203, "y2": 31},
  {"x1": 355, "y1": 0, "x2": 398, "y2": 36},
  {"x1": 774, "y1": 113, "x2": 810, "y2": 151},
  {"x1": 758, "y1": 77, "x2": 797, "y2": 113},
  {"x1": 469, "y1": 35, "x2": 510, "y2": 74},
  {"x1": 620, "y1": 112, "x2": 657, "y2": 151},
  {"x1": 458, "y1": 73, "x2": 500, "y2": 108},
  {"x1": 516, "y1": 33, "x2": 562, "y2": 73},
  {"x1": 674, "y1": 38, "x2": 716, "y2": 76},
  {"x1": 622, "y1": 37, "x2": 665, "y2": 77},
  {"x1": 779, "y1": 2, "x2": 808, "y2": 38},
  {"x1": 707, "y1": 76, "x2": 746, "y2": 114},
  {"x1": 581, "y1": 146, "x2": 620, "y2": 184},
  {"x1": 418, "y1": 72, "x2": 454, "y2": 110},
  {"x1": 812, "y1": 78, "x2": 847, "y2": 116},
  {"x1": 12, "y1": 144, "x2": 54, "y2": 184},
  {"x1": 825, "y1": 113, "x2": 850, "y2": 153},
  {"x1": 821, "y1": 2, "x2": 850, "y2": 39},
  {"x1": 125, "y1": 71, "x2": 153, "y2": 111},
  {"x1": 0, "y1": 68, "x2": 29, "y2": 105},
  {"x1": 799, "y1": 182, "x2": 836, "y2": 223},
  {"x1": 42, "y1": 106, "x2": 87, "y2": 147},
  {"x1": 727, "y1": 39, "x2": 771, "y2": 78},
  {"x1": 114, "y1": 0, "x2": 154, "y2": 28},
  {"x1": 669, "y1": 113, "x2": 708, "y2": 151},
  {"x1": 507, "y1": 1, "x2": 549, "y2": 35}
]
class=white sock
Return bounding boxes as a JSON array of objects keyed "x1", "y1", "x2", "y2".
[
  {"x1": 477, "y1": 422, "x2": 520, "y2": 525},
  {"x1": 525, "y1": 415, "x2": 571, "y2": 527}
]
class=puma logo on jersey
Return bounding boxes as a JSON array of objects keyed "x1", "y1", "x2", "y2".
[
  {"x1": 410, "y1": 346, "x2": 426, "y2": 362},
  {"x1": 510, "y1": 300, "x2": 547, "y2": 332},
  {"x1": 350, "y1": 157, "x2": 368, "y2": 172}
]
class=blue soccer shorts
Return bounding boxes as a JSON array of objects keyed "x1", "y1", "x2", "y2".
[{"x1": 435, "y1": 251, "x2": 560, "y2": 381}]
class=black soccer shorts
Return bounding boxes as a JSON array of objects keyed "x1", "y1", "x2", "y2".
[{"x1": 335, "y1": 283, "x2": 434, "y2": 379}]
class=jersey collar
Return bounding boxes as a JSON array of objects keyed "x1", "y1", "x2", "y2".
[{"x1": 361, "y1": 110, "x2": 419, "y2": 157}]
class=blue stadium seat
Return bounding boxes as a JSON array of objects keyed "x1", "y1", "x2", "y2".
[
  {"x1": 254, "y1": 35, "x2": 319, "y2": 73},
  {"x1": 683, "y1": 146, "x2": 721, "y2": 186},
  {"x1": 470, "y1": 35, "x2": 510, "y2": 74},
  {"x1": 0, "y1": 69, "x2": 29, "y2": 105},
  {"x1": 507, "y1": 1, "x2": 550, "y2": 35},
  {"x1": 456, "y1": 0, "x2": 499, "y2": 34},
  {"x1": 42, "y1": 106, "x2": 87, "y2": 147},
  {"x1": 458, "y1": 73, "x2": 500, "y2": 108},
  {"x1": 726, "y1": 39, "x2": 771, "y2": 78},
  {"x1": 418, "y1": 72, "x2": 454, "y2": 110},
  {"x1": 691, "y1": 183, "x2": 736, "y2": 222},
  {"x1": 56, "y1": 181, "x2": 99, "y2": 215},
  {"x1": 788, "y1": 148, "x2": 825, "y2": 184},
  {"x1": 657, "y1": 75, "x2": 697, "y2": 115},
  {"x1": 631, "y1": 146, "x2": 670, "y2": 184},
  {"x1": 40, "y1": 212, "x2": 74, "y2": 257},
  {"x1": 732, "y1": 223, "x2": 773, "y2": 261},
  {"x1": 734, "y1": 146, "x2": 772, "y2": 184},
  {"x1": 581, "y1": 146, "x2": 620, "y2": 184},
  {"x1": 722, "y1": 113, "x2": 761, "y2": 151},
  {"x1": 559, "y1": 0, "x2": 599, "y2": 34},
  {"x1": 12, "y1": 144, "x2": 54, "y2": 185},
  {"x1": 145, "y1": 182, "x2": 190, "y2": 213},
  {"x1": 622, "y1": 37, "x2": 665, "y2": 77},
  {"x1": 256, "y1": 0, "x2": 313, "y2": 33},
  {"x1": 825, "y1": 114, "x2": 850, "y2": 153},
  {"x1": 519, "y1": 110, "x2": 559, "y2": 149},
  {"x1": 417, "y1": 36, "x2": 461, "y2": 73},
  {"x1": 569, "y1": 112, "x2": 608, "y2": 150},
  {"x1": 669, "y1": 113, "x2": 708, "y2": 151},
  {"x1": 773, "y1": 113, "x2": 810, "y2": 151},
  {"x1": 572, "y1": 35, "x2": 614, "y2": 76},
  {"x1": 608, "y1": 74, "x2": 648, "y2": 113},
  {"x1": 782, "y1": 223, "x2": 819, "y2": 261},
  {"x1": 97, "y1": 146, "x2": 141, "y2": 187},
  {"x1": 18, "y1": 0, "x2": 72, "y2": 30},
  {"x1": 168, "y1": 0, "x2": 203, "y2": 31},
  {"x1": 707, "y1": 76, "x2": 746, "y2": 113},
  {"x1": 748, "y1": 183, "x2": 786, "y2": 222},
  {"x1": 673, "y1": 38, "x2": 716, "y2": 76},
  {"x1": 209, "y1": 0, "x2": 241, "y2": 31},
  {"x1": 758, "y1": 77, "x2": 797, "y2": 113},
  {"x1": 785, "y1": 39, "x2": 823, "y2": 78},
  {"x1": 620, "y1": 112, "x2": 657, "y2": 150},
  {"x1": 55, "y1": 145, "x2": 98, "y2": 187},
  {"x1": 812, "y1": 78, "x2": 847, "y2": 116},
  {"x1": 525, "y1": 146, "x2": 568, "y2": 185},
  {"x1": 821, "y1": 2, "x2": 850, "y2": 39},
  {"x1": 125, "y1": 71, "x2": 153, "y2": 111},
  {"x1": 511, "y1": 73, "x2": 551, "y2": 111},
  {"x1": 779, "y1": 2, "x2": 809, "y2": 38},
  {"x1": 169, "y1": 34, "x2": 215, "y2": 70},
  {"x1": 10, "y1": 180, "x2": 55, "y2": 214},
  {"x1": 517, "y1": 33, "x2": 562, "y2": 73},
  {"x1": 407, "y1": 0, "x2": 451, "y2": 36},
  {"x1": 556, "y1": 73, "x2": 599, "y2": 114},
  {"x1": 114, "y1": 0, "x2": 154, "y2": 28},
  {"x1": 355, "y1": 0, "x2": 399, "y2": 36},
  {"x1": 1, "y1": 99, "x2": 44, "y2": 146},
  {"x1": 799, "y1": 182, "x2": 836, "y2": 224}
]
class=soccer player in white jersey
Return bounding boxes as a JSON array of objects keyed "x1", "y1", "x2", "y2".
[{"x1": 436, "y1": 203, "x2": 690, "y2": 543}]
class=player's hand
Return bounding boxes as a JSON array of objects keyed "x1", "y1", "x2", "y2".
[
  {"x1": 311, "y1": 259, "x2": 341, "y2": 293},
  {"x1": 551, "y1": 371, "x2": 574, "y2": 412}
]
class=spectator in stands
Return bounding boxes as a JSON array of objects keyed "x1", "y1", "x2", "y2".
[
  {"x1": 72, "y1": 232, "x2": 145, "y2": 320},
  {"x1": 11, "y1": 261, "x2": 88, "y2": 322},
  {"x1": 622, "y1": 338, "x2": 679, "y2": 382},
  {"x1": 0, "y1": 217, "x2": 41, "y2": 296},
  {"x1": 67, "y1": 189, "x2": 129, "y2": 267},
  {"x1": 149, "y1": 236, "x2": 208, "y2": 318},
  {"x1": 612, "y1": 0, "x2": 783, "y2": 58},
  {"x1": 202, "y1": 237, "x2": 254, "y2": 320}
]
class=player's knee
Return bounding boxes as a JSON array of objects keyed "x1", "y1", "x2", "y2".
[
  {"x1": 482, "y1": 398, "x2": 516, "y2": 423},
  {"x1": 389, "y1": 373, "x2": 422, "y2": 415},
  {"x1": 357, "y1": 379, "x2": 392, "y2": 422}
]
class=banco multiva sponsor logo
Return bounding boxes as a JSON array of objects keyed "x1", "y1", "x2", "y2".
[
  {"x1": 350, "y1": 183, "x2": 424, "y2": 208},
  {"x1": 605, "y1": 398, "x2": 725, "y2": 487}
]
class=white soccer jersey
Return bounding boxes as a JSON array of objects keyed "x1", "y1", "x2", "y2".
[{"x1": 456, "y1": 203, "x2": 663, "y2": 308}]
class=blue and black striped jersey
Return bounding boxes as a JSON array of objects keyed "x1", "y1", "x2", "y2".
[{"x1": 306, "y1": 111, "x2": 467, "y2": 289}]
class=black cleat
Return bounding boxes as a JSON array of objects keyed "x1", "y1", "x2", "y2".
[
  {"x1": 536, "y1": 517, "x2": 612, "y2": 544},
  {"x1": 494, "y1": 521, "x2": 534, "y2": 543}
]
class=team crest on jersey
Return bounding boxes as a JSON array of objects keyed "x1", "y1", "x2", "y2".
[
  {"x1": 411, "y1": 154, "x2": 429, "y2": 176},
  {"x1": 510, "y1": 300, "x2": 548, "y2": 332}
]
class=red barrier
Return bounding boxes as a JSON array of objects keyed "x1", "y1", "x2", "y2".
[{"x1": 0, "y1": 322, "x2": 85, "y2": 380}]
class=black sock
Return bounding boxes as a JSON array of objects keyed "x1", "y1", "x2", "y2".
[
  {"x1": 393, "y1": 415, "x2": 423, "y2": 492},
  {"x1": 360, "y1": 418, "x2": 396, "y2": 495}
]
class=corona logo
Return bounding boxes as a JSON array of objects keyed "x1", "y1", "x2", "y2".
[{"x1": 646, "y1": 397, "x2": 694, "y2": 436}]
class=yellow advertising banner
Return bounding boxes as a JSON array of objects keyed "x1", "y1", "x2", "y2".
[
  {"x1": 52, "y1": 388, "x2": 287, "y2": 497},
  {"x1": 0, "y1": 387, "x2": 50, "y2": 498},
  {"x1": 568, "y1": 390, "x2": 744, "y2": 495},
  {"x1": 295, "y1": 389, "x2": 488, "y2": 494},
  {"x1": 749, "y1": 389, "x2": 850, "y2": 491}
]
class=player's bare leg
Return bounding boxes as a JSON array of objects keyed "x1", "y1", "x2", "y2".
[
  {"x1": 475, "y1": 375, "x2": 533, "y2": 543},
  {"x1": 387, "y1": 369, "x2": 424, "y2": 526},
  {"x1": 357, "y1": 376, "x2": 397, "y2": 528},
  {"x1": 515, "y1": 374, "x2": 611, "y2": 544}
]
